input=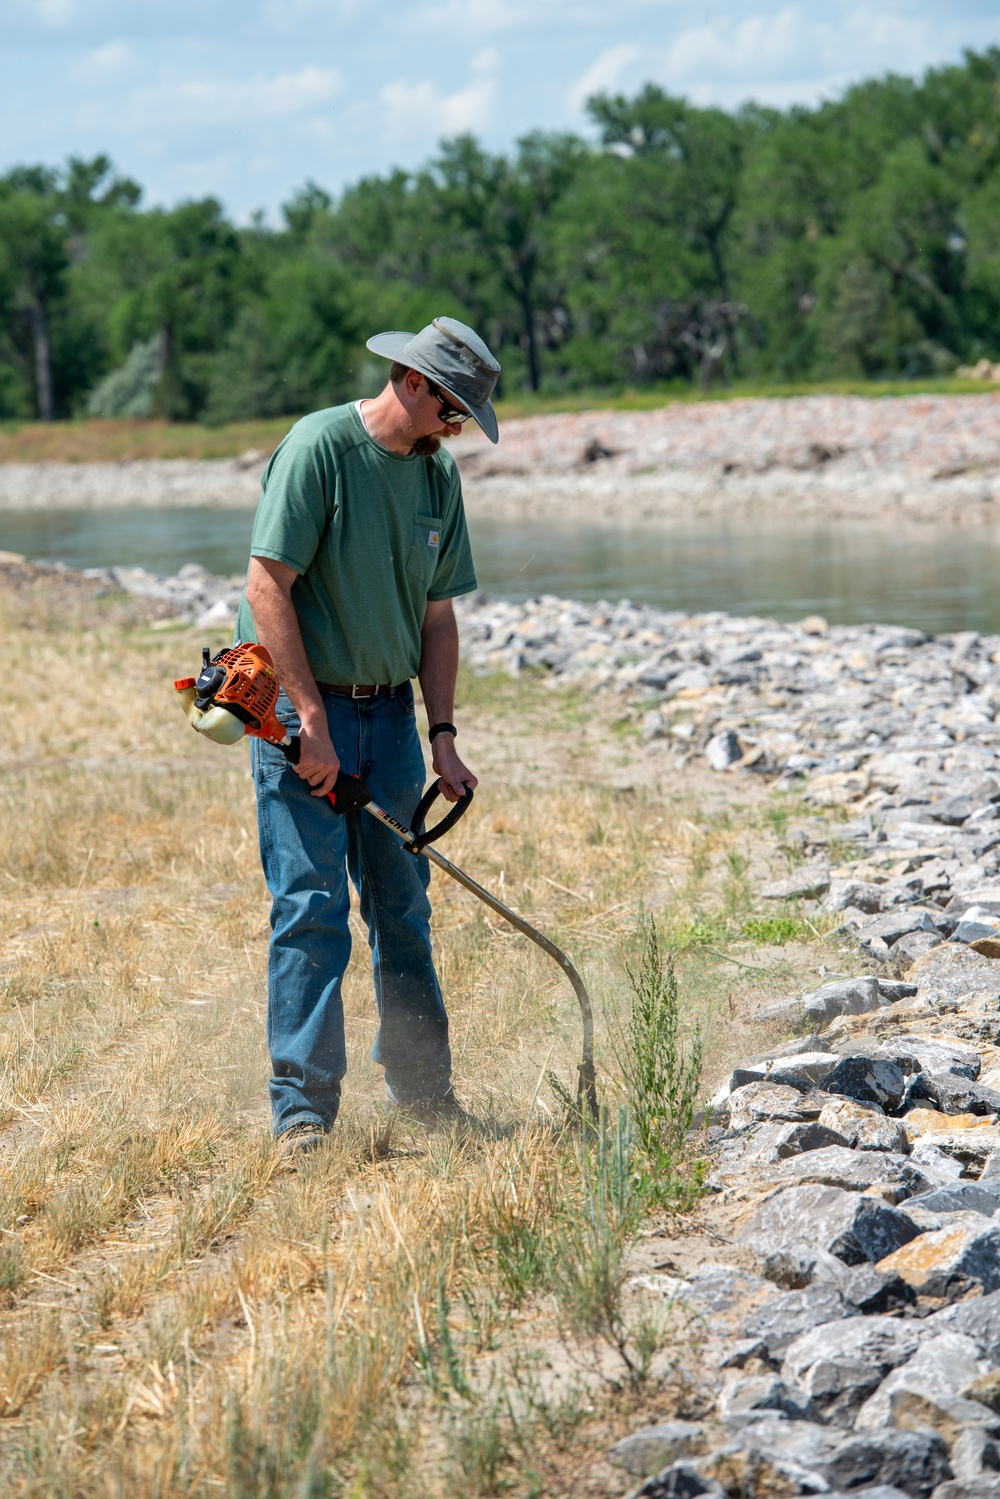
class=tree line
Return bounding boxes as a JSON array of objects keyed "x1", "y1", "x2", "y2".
[{"x1": 2, "y1": 47, "x2": 999, "y2": 423}]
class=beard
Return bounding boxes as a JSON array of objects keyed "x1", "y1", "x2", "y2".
[{"x1": 411, "y1": 434, "x2": 443, "y2": 457}]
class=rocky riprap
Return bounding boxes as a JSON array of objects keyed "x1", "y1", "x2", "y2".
[
  {"x1": 612, "y1": 941, "x2": 1000, "y2": 1499},
  {"x1": 0, "y1": 557, "x2": 249, "y2": 631},
  {"x1": 514, "y1": 601, "x2": 1000, "y2": 1494}
]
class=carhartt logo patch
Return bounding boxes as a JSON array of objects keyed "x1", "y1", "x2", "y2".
[{"x1": 427, "y1": 529, "x2": 440, "y2": 548}]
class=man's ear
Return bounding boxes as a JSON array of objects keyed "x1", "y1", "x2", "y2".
[{"x1": 403, "y1": 368, "x2": 425, "y2": 399}]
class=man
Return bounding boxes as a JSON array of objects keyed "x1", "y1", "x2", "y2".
[{"x1": 234, "y1": 316, "x2": 501, "y2": 1157}]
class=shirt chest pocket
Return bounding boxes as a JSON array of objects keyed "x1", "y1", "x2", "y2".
[{"x1": 405, "y1": 513, "x2": 442, "y2": 585}]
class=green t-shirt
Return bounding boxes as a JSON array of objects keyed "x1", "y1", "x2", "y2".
[{"x1": 234, "y1": 403, "x2": 477, "y2": 685}]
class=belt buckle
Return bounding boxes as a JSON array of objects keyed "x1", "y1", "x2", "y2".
[{"x1": 351, "y1": 683, "x2": 377, "y2": 699}]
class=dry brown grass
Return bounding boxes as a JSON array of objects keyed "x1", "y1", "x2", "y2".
[{"x1": 0, "y1": 575, "x2": 842, "y2": 1496}]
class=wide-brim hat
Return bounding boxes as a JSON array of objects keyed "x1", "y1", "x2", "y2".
[{"x1": 366, "y1": 316, "x2": 501, "y2": 444}]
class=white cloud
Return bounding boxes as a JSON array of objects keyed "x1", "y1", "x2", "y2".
[
  {"x1": 124, "y1": 64, "x2": 343, "y2": 129},
  {"x1": 379, "y1": 75, "x2": 496, "y2": 140},
  {"x1": 83, "y1": 41, "x2": 132, "y2": 73},
  {"x1": 665, "y1": 8, "x2": 821, "y2": 88},
  {"x1": 413, "y1": 0, "x2": 595, "y2": 34},
  {"x1": 652, "y1": 4, "x2": 1000, "y2": 110},
  {"x1": 256, "y1": 0, "x2": 362, "y2": 33},
  {"x1": 32, "y1": 0, "x2": 77, "y2": 25},
  {"x1": 568, "y1": 43, "x2": 640, "y2": 111},
  {"x1": 471, "y1": 47, "x2": 500, "y2": 74}
]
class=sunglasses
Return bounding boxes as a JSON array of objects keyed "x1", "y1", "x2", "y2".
[{"x1": 425, "y1": 377, "x2": 472, "y2": 425}]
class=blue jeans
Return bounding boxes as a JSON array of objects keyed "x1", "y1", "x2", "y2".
[{"x1": 251, "y1": 682, "x2": 452, "y2": 1136}]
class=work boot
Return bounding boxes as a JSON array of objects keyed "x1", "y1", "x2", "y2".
[
  {"x1": 395, "y1": 1090, "x2": 479, "y2": 1133},
  {"x1": 277, "y1": 1121, "x2": 328, "y2": 1162}
]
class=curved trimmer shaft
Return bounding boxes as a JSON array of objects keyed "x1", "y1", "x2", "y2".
[{"x1": 358, "y1": 791, "x2": 599, "y2": 1119}]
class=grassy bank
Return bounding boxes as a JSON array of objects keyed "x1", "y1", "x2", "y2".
[
  {"x1": 0, "y1": 575, "x2": 852, "y2": 1495},
  {"x1": 2, "y1": 376, "x2": 999, "y2": 465}
]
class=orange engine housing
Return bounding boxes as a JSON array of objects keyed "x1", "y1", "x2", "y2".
[{"x1": 191, "y1": 643, "x2": 287, "y2": 744}]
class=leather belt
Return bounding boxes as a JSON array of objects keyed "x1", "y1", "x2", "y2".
[{"x1": 317, "y1": 682, "x2": 394, "y2": 698}]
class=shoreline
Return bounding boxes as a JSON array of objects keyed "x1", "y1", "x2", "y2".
[{"x1": 1, "y1": 391, "x2": 1000, "y2": 524}]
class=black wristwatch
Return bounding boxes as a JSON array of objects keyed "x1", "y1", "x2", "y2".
[{"x1": 428, "y1": 722, "x2": 457, "y2": 743}]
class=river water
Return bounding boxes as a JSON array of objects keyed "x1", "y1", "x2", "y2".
[{"x1": 3, "y1": 505, "x2": 1000, "y2": 634}]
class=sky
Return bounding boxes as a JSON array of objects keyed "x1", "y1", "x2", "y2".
[{"x1": 2, "y1": 0, "x2": 999, "y2": 222}]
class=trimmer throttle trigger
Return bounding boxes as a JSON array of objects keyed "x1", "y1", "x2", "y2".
[{"x1": 327, "y1": 772, "x2": 373, "y2": 814}]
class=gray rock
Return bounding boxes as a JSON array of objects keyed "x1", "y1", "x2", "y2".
[
  {"x1": 825, "y1": 1055, "x2": 907, "y2": 1109},
  {"x1": 945, "y1": 886, "x2": 1000, "y2": 916},
  {"x1": 854, "y1": 1332, "x2": 985, "y2": 1430},
  {"x1": 894, "y1": 930, "x2": 945, "y2": 963},
  {"x1": 829, "y1": 1248, "x2": 920, "y2": 1300},
  {"x1": 629, "y1": 1464, "x2": 726, "y2": 1498},
  {"x1": 671, "y1": 1259, "x2": 779, "y2": 1319},
  {"x1": 641, "y1": 710, "x2": 666, "y2": 742},
  {"x1": 877, "y1": 1220, "x2": 1000, "y2": 1298},
  {"x1": 879, "y1": 1037, "x2": 981, "y2": 1081},
  {"x1": 916, "y1": 1182, "x2": 1000, "y2": 1216},
  {"x1": 911, "y1": 1127, "x2": 1000, "y2": 1170},
  {"x1": 890, "y1": 1388, "x2": 1000, "y2": 1445},
  {"x1": 758, "y1": 1244, "x2": 853, "y2": 1292},
  {"x1": 739, "y1": 1183, "x2": 920, "y2": 1269},
  {"x1": 741, "y1": 1282, "x2": 853, "y2": 1359},
  {"x1": 931, "y1": 1480, "x2": 1000, "y2": 1498},
  {"x1": 718, "y1": 1372, "x2": 813, "y2": 1426},
  {"x1": 912, "y1": 943, "x2": 1000, "y2": 1008},
  {"x1": 950, "y1": 1427, "x2": 1000, "y2": 1479},
  {"x1": 929, "y1": 1287, "x2": 1000, "y2": 1362},
  {"x1": 910, "y1": 1141, "x2": 967, "y2": 1184},
  {"x1": 839, "y1": 1263, "x2": 917, "y2": 1314},
  {"x1": 859, "y1": 910, "x2": 942, "y2": 949},
  {"x1": 761, "y1": 866, "x2": 831, "y2": 899},
  {"x1": 726, "y1": 1080, "x2": 809, "y2": 1127},
  {"x1": 824, "y1": 1490, "x2": 912, "y2": 1499},
  {"x1": 704, "y1": 1414, "x2": 843, "y2": 1493},
  {"x1": 882, "y1": 874, "x2": 927, "y2": 907},
  {"x1": 608, "y1": 1421, "x2": 705, "y2": 1475},
  {"x1": 955, "y1": 918, "x2": 1000, "y2": 943},
  {"x1": 768, "y1": 1032, "x2": 835, "y2": 1057},
  {"x1": 826, "y1": 879, "x2": 885, "y2": 913},
  {"x1": 878, "y1": 981, "x2": 920, "y2": 1003},
  {"x1": 856, "y1": 1114, "x2": 912, "y2": 1153},
  {"x1": 821, "y1": 1428, "x2": 951, "y2": 1496},
  {"x1": 819, "y1": 1096, "x2": 909, "y2": 1153},
  {"x1": 769, "y1": 1144, "x2": 928, "y2": 1197},
  {"x1": 771, "y1": 1121, "x2": 851, "y2": 1159},
  {"x1": 927, "y1": 795, "x2": 977, "y2": 826},
  {"x1": 767, "y1": 1051, "x2": 842, "y2": 1089},
  {"x1": 782, "y1": 1316, "x2": 924, "y2": 1424},
  {"x1": 800, "y1": 976, "x2": 884, "y2": 1024},
  {"x1": 705, "y1": 729, "x2": 743, "y2": 770},
  {"x1": 905, "y1": 1072, "x2": 1000, "y2": 1116}
]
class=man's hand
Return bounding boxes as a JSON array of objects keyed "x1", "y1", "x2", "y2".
[
  {"x1": 296, "y1": 711, "x2": 341, "y2": 797},
  {"x1": 432, "y1": 735, "x2": 478, "y2": 802}
]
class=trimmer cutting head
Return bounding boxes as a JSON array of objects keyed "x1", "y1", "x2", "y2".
[{"x1": 174, "y1": 642, "x2": 288, "y2": 747}]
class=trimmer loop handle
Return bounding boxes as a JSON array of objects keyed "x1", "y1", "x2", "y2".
[
  {"x1": 280, "y1": 736, "x2": 471, "y2": 840},
  {"x1": 408, "y1": 781, "x2": 474, "y2": 855}
]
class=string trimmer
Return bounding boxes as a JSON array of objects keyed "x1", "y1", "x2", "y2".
[{"x1": 174, "y1": 643, "x2": 598, "y2": 1117}]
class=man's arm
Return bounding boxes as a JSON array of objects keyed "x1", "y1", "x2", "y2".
[
  {"x1": 419, "y1": 599, "x2": 478, "y2": 802},
  {"x1": 245, "y1": 556, "x2": 340, "y2": 796}
]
